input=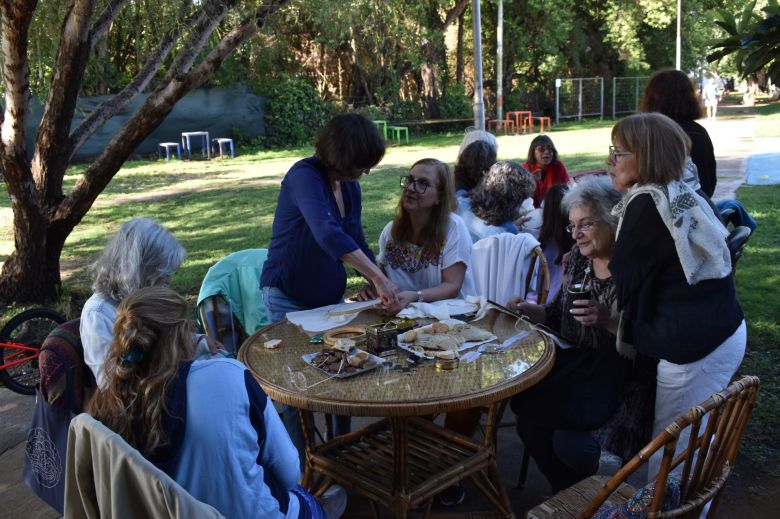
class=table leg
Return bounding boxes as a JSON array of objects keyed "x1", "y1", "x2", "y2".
[
  {"x1": 391, "y1": 416, "x2": 410, "y2": 518},
  {"x1": 299, "y1": 409, "x2": 316, "y2": 488},
  {"x1": 469, "y1": 401, "x2": 515, "y2": 518}
]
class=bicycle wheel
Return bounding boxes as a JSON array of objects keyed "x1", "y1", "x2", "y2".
[{"x1": 0, "y1": 308, "x2": 66, "y2": 395}]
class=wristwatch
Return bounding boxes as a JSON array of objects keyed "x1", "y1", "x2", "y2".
[{"x1": 416, "y1": 290, "x2": 424, "y2": 303}]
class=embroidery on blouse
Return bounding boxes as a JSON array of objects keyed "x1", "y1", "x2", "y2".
[{"x1": 384, "y1": 240, "x2": 442, "y2": 273}]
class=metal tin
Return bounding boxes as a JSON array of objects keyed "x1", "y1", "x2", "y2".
[
  {"x1": 365, "y1": 322, "x2": 398, "y2": 357},
  {"x1": 435, "y1": 358, "x2": 459, "y2": 371}
]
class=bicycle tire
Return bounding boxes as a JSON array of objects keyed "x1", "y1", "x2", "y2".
[{"x1": 0, "y1": 308, "x2": 66, "y2": 395}]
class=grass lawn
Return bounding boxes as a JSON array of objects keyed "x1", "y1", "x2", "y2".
[
  {"x1": 732, "y1": 184, "x2": 780, "y2": 467},
  {"x1": 1, "y1": 125, "x2": 616, "y2": 307},
  {"x1": 1, "y1": 108, "x2": 779, "y2": 470}
]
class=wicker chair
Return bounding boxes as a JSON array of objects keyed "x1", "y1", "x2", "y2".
[{"x1": 526, "y1": 375, "x2": 760, "y2": 519}]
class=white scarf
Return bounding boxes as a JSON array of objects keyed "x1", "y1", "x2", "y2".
[{"x1": 612, "y1": 179, "x2": 731, "y2": 285}]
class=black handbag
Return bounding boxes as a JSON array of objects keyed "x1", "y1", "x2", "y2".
[{"x1": 23, "y1": 348, "x2": 77, "y2": 514}]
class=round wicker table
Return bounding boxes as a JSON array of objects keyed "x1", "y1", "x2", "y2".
[{"x1": 239, "y1": 308, "x2": 555, "y2": 518}]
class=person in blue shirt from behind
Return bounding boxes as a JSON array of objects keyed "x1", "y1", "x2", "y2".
[
  {"x1": 87, "y1": 286, "x2": 346, "y2": 519},
  {"x1": 261, "y1": 113, "x2": 399, "y2": 317}
]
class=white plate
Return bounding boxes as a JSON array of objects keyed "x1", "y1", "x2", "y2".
[
  {"x1": 302, "y1": 348, "x2": 383, "y2": 378},
  {"x1": 397, "y1": 319, "x2": 497, "y2": 360}
]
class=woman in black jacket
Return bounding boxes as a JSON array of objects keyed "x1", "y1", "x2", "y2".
[{"x1": 640, "y1": 68, "x2": 718, "y2": 197}]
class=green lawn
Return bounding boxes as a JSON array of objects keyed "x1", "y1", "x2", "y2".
[
  {"x1": 732, "y1": 185, "x2": 780, "y2": 465},
  {"x1": 1, "y1": 108, "x2": 779, "y2": 466},
  {"x1": 2, "y1": 126, "x2": 616, "y2": 305}
]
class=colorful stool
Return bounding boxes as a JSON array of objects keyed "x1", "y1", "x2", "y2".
[
  {"x1": 372, "y1": 120, "x2": 388, "y2": 141},
  {"x1": 388, "y1": 126, "x2": 409, "y2": 145},
  {"x1": 158, "y1": 142, "x2": 181, "y2": 161},
  {"x1": 212, "y1": 138, "x2": 235, "y2": 158}
]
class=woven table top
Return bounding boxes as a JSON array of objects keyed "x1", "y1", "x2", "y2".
[{"x1": 238, "y1": 308, "x2": 555, "y2": 417}]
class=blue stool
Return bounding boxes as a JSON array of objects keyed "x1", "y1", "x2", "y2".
[
  {"x1": 212, "y1": 138, "x2": 235, "y2": 158},
  {"x1": 158, "y1": 142, "x2": 181, "y2": 161},
  {"x1": 181, "y1": 131, "x2": 210, "y2": 159}
]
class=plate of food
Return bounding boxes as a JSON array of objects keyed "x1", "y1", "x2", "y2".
[
  {"x1": 397, "y1": 319, "x2": 496, "y2": 359},
  {"x1": 302, "y1": 342, "x2": 383, "y2": 379}
]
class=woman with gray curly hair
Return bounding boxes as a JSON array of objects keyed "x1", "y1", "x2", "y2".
[
  {"x1": 81, "y1": 217, "x2": 192, "y2": 388},
  {"x1": 507, "y1": 175, "x2": 641, "y2": 493},
  {"x1": 458, "y1": 161, "x2": 537, "y2": 243}
]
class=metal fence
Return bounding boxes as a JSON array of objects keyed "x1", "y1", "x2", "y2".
[
  {"x1": 612, "y1": 76, "x2": 650, "y2": 117},
  {"x1": 554, "y1": 76, "x2": 652, "y2": 122},
  {"x1": 554, "y1": 77, "x2": 604, "y2": 123}
]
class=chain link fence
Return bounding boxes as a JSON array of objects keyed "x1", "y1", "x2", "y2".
[
  {"x1": 612, "y1": 76, "x2": 650, "y2": 118},
  {"x1": 554, "y1": 77, "x2": 604, "y2": 123},
  {"x1": 554, "y1": 76, "x2": 653, "y2": 122}
]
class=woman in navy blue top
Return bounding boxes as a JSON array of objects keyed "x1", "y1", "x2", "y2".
[{"x1": 261, "y1": 113, "x2": 399, "y2": 319}]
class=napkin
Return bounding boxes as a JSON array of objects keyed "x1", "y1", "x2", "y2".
[
  {"x1": 286, "y1": 304, "x2": 362, "y2": 333},
  {"x1": 396, "y1": 296, "x2": 489, "y2": 321}
]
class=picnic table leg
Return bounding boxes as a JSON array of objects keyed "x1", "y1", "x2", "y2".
[
  {"x1": 391, "y1": 416, "x2": 411, "y2": 518},
  {"x1": 299, "y1": 409, "x2": 317, "y2": 488},
  {"x1": 467, "y1": 401, "x2": 516, "y2": 518}
]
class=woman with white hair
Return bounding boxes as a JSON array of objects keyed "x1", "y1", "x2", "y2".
[
  {"x1": 81, "y1": 217, "x2": 193, "y2": 388},
  {"x1": 508, "y1": 176, "x2": 637, "y2": 493}
]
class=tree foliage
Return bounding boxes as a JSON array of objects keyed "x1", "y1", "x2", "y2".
[
  {"x1": 0, "y1": 0, "x2": 287, "y2": 305},
  {"x1": 708, "y1": 0, "x2": 780, "y2": 84}
]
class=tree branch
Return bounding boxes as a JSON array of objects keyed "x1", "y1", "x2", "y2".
[
  {"x1": 89, "y1": 0, "x2": 130, "y2": 44},
  {"x1": 444, "y1": 0, "x2": 469, "y2": 28},
  {"x1": 56, "y1": 0, "x2": 289, "y2": 224},
  {"x1": 31, "y1": 0, "x2": 97, "y2": 208}
]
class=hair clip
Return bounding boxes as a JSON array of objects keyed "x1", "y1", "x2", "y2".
[{"x1": 120, "y1": 347, "x2": 144, "y2": 366}]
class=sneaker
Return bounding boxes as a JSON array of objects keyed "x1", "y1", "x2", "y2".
[
  {"x1": 317, "y1": 484, "x2": 347, "y2": 519},
  {"x1": 436, "y1": 484, "x2": 466, "y2": 507}
]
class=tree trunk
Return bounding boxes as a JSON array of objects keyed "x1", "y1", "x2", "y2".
[
  {"x1": 456, "y1": 10, "x2": 465, "y2": 84},
  {"x1": 0, "y1": 0, "x2": 288, "y2": 306}
]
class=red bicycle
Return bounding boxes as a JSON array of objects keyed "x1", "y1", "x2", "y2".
[{"x1": 0, "y1": 308, "x2": 66, "y2": 395}]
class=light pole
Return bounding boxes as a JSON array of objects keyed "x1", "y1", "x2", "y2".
[
  {"x1": 676, "y1": 0, "x2": 682, "y2": 70},
  {"x1": 497, "y1": 0, "x2": 503, "y2": 122},
  {"x1": 472, "y1": 0, "x2": 485, "y2": 130}
]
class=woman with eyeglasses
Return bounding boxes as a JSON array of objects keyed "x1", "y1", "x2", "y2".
[
  {"x1": 506, "y1": 176, "x2": 646, "y2": 493},
  {"x1": 608, "y1": 112, "x2": 744, "y2": 475},
  {"x1": 523, "y1": 135, "x2": 571, "y2": 207},
  {"x1": 358, "y1": 158, "x2": 475, "y2": 316}
]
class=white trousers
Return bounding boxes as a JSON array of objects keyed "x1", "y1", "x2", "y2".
[{"x1": 647, "y1": 320, "x2": 747, "y2": 481}]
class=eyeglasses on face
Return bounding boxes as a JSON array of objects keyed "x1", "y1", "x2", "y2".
[
  {"x1": 566, "y1": 219, "x2": 602, "y2": 234},
  {"x1": 609, "y1": 145, "x2": 633, "y2": 160},
  {"x1": 535, "y1": 145, "x2": 554, "y2": 153},
  {"x1": 400, "y1": 175, "x2": 431, "y2": 194}
]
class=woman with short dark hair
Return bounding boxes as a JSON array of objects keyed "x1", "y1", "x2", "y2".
[
  {"x1": 523, "y1": 135, "x2": 570, "y2": 207},
  {"x1": 640, "y1": 68, "x2": 717, "y2": 197},
  {"x1": 453, "y1": 139, "x2": 497, "y2": 194},
  {"x1": 458, "y1": 161, "x2": 537, "y2": 242},
  {"x1": 261, "y1": 113, "x2": 399, "y2": 320}
]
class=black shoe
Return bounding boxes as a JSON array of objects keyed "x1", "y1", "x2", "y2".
[{"x1": 437, "y1": 484, "x2": 466, "y2": 507}]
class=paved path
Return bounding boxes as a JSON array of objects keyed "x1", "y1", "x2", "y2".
[{"x1": 0, "y1": 108, "x2": 769, "y2": 519}]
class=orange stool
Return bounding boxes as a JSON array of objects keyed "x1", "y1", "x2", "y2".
[
  {"x1": 488, "y1": 119, "x2": 515, "y2": 135},
  {"x1": 534, "y1": 116, "x2": 552, "y2": 133}
]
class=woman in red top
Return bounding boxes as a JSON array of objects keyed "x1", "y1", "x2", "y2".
[{"x1": 523, "y1": 135, "x2": 571, "y2": 207}]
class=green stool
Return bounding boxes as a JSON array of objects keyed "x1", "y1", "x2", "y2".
[
  {"x1": 388, "y1": 125, "x2": 409, "y2": 145},
  {"x1": 372, "y1": 120, "x2": 388, "y2": 141}
]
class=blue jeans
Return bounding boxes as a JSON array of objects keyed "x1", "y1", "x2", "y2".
[{"x1": 262, "y1": 286, "x2": 352, "y2": 454}]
